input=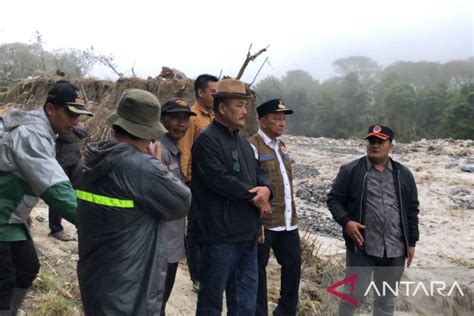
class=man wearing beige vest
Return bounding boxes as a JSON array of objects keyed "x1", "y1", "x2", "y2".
[{"x1": 249, "y1": 99, "x2": 301, "y2": 316}]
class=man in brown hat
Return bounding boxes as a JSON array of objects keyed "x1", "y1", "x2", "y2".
[
  {"x1": 77, "y1": 89, "x2": 191, "y2": 315},
  {"x1": 328, "y1": 125, "x2": 420, "y2": 316},
  {"x1": 248, "y1": 99, "x2": 301, "y2": 316},
  {"x1": 192, "y1": 79, "x2": 273, "y2": 315}
]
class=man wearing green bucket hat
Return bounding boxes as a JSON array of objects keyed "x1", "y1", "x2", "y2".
[{"x1": 76, "y1": 89, "x2": 191, "y2": 315}]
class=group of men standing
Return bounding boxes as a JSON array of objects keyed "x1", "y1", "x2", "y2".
[{"x1": 0, "y1": 74, "x2": 419, "y2": 316}]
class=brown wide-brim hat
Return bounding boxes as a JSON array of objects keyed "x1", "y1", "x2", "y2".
[
  {"x1": 107, "y1": 89, "x2": 167, "y2": 140},
  {"x1": 212, "y1": 79, "x2": 252, "y2": 99}
]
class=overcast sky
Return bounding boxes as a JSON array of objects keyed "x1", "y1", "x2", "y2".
[{"x1": 1, "y1": 0, "x2": 472, "y2": 82}]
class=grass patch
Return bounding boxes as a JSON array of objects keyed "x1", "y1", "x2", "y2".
[
  {"x1": 35, "y1": 291, "x2": 75, "y2": 316},
  {"x1": 28, "y1": 266, "x2": 82, "y2": 315},
  {"x1": 265, "y1": 229, "x2": 345, "y2": 315}
]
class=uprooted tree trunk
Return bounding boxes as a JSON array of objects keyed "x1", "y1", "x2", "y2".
[
  {"x1": 233, "y1": 44, "x2": 270, "y2": 137},
  {"x1": 0, "y1": 76, "x2": 260, "y2": 141},
  {"x1": 236, "y1": 44, "x2": 269, "y2": 80}
]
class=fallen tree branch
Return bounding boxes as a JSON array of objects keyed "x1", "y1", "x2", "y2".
[
  {"x1": 236, "y1": 44, "x2": 269, "y2": 79},
  {"x1": 131, "y1": 60, "x2": 137, "y2": 78},
  {"x1": 249, "y1": 56, "x2": 268, "y2": 87},
  {"x1": 80, "y1": 83, "x2": 90, "y2": 105},
  {"x1": 44, "y1": 260, "x2": 59, "y2": 279}
]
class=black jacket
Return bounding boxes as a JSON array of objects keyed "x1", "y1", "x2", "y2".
[
  {"x1": 327, "y1": 156, "x2": 420, "y2": 255},
  {"x1": 191, "y1": 120, "x2": 273, "y2": 243},
  {"x1": 77, "y1": 140, "x2": 191, "y2": 315},
  {"x1": 56, "y1": 126, "x2": 88, "y2": 167}
]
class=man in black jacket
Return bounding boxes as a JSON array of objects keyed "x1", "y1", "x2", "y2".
[
  {"x1": 327, "y1": 125, "x2": 420, "y2": 316},
  {"x1": 192, "y1": 79, "x2": 272, "y2": 315}
]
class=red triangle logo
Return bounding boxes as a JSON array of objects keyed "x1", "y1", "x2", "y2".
[{"x1": 326, "y1": 273, "x2": 358, "y2": 305}]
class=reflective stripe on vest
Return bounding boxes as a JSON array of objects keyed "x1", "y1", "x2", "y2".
[
  {"x1": 76, "y1": 190, "x2": 134, "y2": 208},
  {"x1": 258, "y1": 153, "x2": 276, "y2": 162}
]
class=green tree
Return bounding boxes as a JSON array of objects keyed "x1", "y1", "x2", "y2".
[
  {"x1": 413, "y1": 84, "x2": 447, "y2": 138},
  {"x1": 254, "y1": 75, "x2": 284, "y2": 103},
  {"x1": 0, "y1": 42, "x2": 96, "y2": 80},
  {"x1": 332, "y1": 56, "x2": 381, "y2": 82},
  {"x1": 383, "y1": 82, "x2": 417, "y2": 141},
  {"x1": 442, "y1": 84, "x2": 474, "y2": 139}
]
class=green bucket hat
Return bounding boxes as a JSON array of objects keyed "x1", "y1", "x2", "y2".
[{"x1": 107, "y1": 89, "x2": 167, "y2": 140}]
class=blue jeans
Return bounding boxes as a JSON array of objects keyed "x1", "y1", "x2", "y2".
[{"x1": 196, "y1": 241, "x2": 258, "y2": 316}]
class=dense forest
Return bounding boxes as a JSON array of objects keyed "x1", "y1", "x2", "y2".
[
  {"x1": 1, "y1": 39, "x2": 473, "y2": 141},
  {"x1": 254, "y1": 56, "x2": 474, "y2": 141}
]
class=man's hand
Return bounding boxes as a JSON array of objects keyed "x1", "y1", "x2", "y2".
[
  {"x1": 26, "y1": 215, "x2": 32, "y2": 228},
  {"x1": 147, "y1": 142, "x2": 161, "y2": 160},
  {"x1": 259, "y1": 201, "x2": 272, "y2": 217},
  {"x1": 344, "y1": 220, "x2": 366, "y2": 247},
  {"x1": 249, "y1": 186, "x2": 271, "y2": 208},
  {"x1": 407, "y1": 246, "x2": 415, "y2": 267}
]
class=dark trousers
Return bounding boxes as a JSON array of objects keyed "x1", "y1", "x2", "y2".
[
  {"x1": 197, "y1": 241, "x2": 258, "y2": 316},
  {"x1": 0, "y1": 240, "x2": 40, "y2": 309},
  {"x1": 161, "y1": 262, "x2": 179, "y2": 316},
  {"x1": 339, "y1": 248, "x2": 405, "y2": 316},
  {"x1": 186, "y1": 187, "x2": 200, "y2": 284},
  {"x1": 256, "y1": 229, "x2": 301, "y2": 316},
  {"x1": 48, "y1": 163, "x2": 80, "y2": 233},
  {"x1": 186, "y1": 236, "x2": 200, "y2": 283}
]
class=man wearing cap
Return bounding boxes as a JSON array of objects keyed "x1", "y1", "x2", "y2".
[
  {"x1": 177, "y1": 74, "x2": 218, "y2": 291},
  {"x1": 76, "y1": 89, "x2": 191, "y2": 315},
  {"x1": 248, "y1": 99, "x2": 301, "y2": 316},
  {"x1": 192, "y1": 79, "x2": 273, "y2": 315},
  {"x1": 327, "y1": 125, "x2": 420, "y2": 316},
  {"x1": 0, "y1": 80, "x2": 93, "y2": 316},
  {"x1": 156, "y1": 97, "x2": 195, "y2": 316}
]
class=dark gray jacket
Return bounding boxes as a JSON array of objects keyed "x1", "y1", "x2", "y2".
[
  {"x1": 327, "y1": 156, "x2": 420, "y2": 255},
  {"x1": 56, "y1": 126, "x2": 88, "y2": 167},
  {"x1": 77, "y1": 140, "x2": 191, "y2": 315}
]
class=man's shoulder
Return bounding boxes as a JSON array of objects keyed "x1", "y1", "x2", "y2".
[
  {"x1": 120, "y1": 149, "x2": 161, "y2": 173},
  {"x1": 391, "y1": 158, "x2": 414, "y2": 177},
  {"x1": 339, "y1": 156, "x2": 366, "y2": 174},
  {"x1": 247, "y1": 133, "x2": 260, "y2": 145},
  {"x1": 196, "y1": 122, "x2": 216, "y2": 137},
  {"x1": 9, "y1": 123, "x2": 53, "y2": 145},
  {"x1": 159, "y1": 142, "x2": 179, "y2": 166}
]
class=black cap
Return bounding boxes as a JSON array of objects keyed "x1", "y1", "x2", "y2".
[
  {"x1": 161, "y1": 98, "x2": 196, "y2": 116},
  {"x1": 257, "y1": 99, "x2": 293, "y2": 119},
  {"x1": 365, "y1": 125, "x2": 394, "y2": 141},
  {"x1": 46, "y1": 81, "x2": 93, "y2": 116}
]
